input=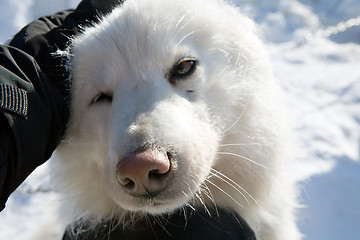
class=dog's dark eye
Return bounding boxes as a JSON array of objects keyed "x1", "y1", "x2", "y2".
[
  {"x1": 169, "y1": 58, "x2": 198, "y2": 82},
  {"x1": 92, "y1": 92, "x2": 113, "y2": 104}
]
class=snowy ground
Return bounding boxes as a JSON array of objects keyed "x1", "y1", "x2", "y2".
[{"x1": 1, "y1": 0, "x2": 360, "y2": 239}]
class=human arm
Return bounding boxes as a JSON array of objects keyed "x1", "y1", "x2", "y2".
[{"x1": 1, "y1": 0, "x2": 124, "y2": 211}]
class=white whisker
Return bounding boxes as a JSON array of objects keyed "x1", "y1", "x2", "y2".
[
  {"x1": 193, "y1": 179, "x2": 211, "y2": 217},
  {"x1": 220, "y1": 143, "x2": 263, "y2": 147},
  {"x1": 154, "y1": 215, "x2": 171, "y2": 236},
  {"x1": 217, "y1": 151, "x2": 270, "y2": 169},
  {"x1": 107, "y1": 205, "x2": 121, "y2": 237},
  {"x1": 219, "y1": 139, "x2": 277, "y2": 147},
  {"x1": 209, "y1": 170, "x2": 249, "y2": 205},
  {"x1": 195, "y1": 192, "x2": 211, "y2": 216},
  {"x1": 210, "y1": 168, "x2": 260, "y2": 207},
  {"x1": 205, "y1": 179, "x2": 244, "y2": 209},
  {"x1": 201, "y1": 182, "x2": 219, "y2": 216},
  {"x1": 185, "y1": 203, "x2": 196, "y2": 212},
  {"x1": 221, "y1": 96, "x2": 249, "y2": 135},
  {"x1": 181, "y1": 206, "x2": 189, "y2": 227}
]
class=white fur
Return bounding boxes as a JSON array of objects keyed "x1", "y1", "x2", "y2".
[{"x1": 52, "y1": 0, "x2": 301, "y2": 239}]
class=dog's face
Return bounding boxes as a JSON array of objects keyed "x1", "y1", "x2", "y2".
[{"x1": 58, "y1": 0, "x2": 274, "y2": 219}]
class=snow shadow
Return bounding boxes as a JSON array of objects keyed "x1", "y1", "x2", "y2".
[{"x1": 299, "y1": 157, "x2": 360, "y2": 240}]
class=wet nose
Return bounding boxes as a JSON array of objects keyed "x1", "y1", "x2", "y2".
[{"x1": 117, "y1": 149, "x2": 172, "y2": 197}]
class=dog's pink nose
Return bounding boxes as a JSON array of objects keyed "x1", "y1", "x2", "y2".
[{"x1": 117, "y1": 149, "x2": 172, "y2": 197}]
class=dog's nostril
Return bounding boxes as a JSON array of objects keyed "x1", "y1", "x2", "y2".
[
  {"x1": 118, "y1": 175, "x2": 131, "y2": 186},
  {"x1": 148, "y1": 169, "x2": 169, "y2": 180},
  {"x1": 166, "y1": 151, "x2": 174, "y2": 161},
  {"x1": 122, "y1": 178, "x2": 135, "y2": 190}
]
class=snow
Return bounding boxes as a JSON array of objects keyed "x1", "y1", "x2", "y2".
[{"x1": 0, "y1": 0, "x2": 359, "y2": 239}]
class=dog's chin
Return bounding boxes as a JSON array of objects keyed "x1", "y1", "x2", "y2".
[{"x1": 114, "y1": 193, "x2": 191, "y2": 215}]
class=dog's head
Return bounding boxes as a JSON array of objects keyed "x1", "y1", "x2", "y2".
[{"x1": 56, "y1": 0, "x2": 278, "y2": 220}]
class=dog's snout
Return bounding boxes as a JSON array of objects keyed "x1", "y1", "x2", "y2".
[{"x1": 117, "y1": 149, "x2": 172, "y2": 197}]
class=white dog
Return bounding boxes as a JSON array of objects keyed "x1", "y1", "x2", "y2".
[{"x1": 52, "y1": 0, "x2": 301, "y2": 239}]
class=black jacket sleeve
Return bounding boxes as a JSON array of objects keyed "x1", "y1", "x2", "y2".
[
  {"x1": 0, "y1": 45, "x2": 66, "y2": 211},
  {"x1": 0, "y1": 0, "x2": 124, "y2": 211}
]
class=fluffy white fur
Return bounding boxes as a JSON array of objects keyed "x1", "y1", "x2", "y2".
[{"x1": 51, "y1": 0, "x2": 301, "y2": 239}]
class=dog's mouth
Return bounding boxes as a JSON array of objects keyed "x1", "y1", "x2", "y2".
[
  {"x1": 110, "y1": 146, "x2": 205, "y2": 213},
  {"x1": 119, "y1": 185, "x2": 188, "y2": 214}
]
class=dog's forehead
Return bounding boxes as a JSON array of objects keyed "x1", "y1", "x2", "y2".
[
  {"x1": 84, "y1": 6, "x2": 207, "y2": 87},
  {"x1": 72, "y1": 0, "x2": 253, "y2": 92},
  {"x1": 106, "y1": 7, "x2": 198, "y2": 60}
]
